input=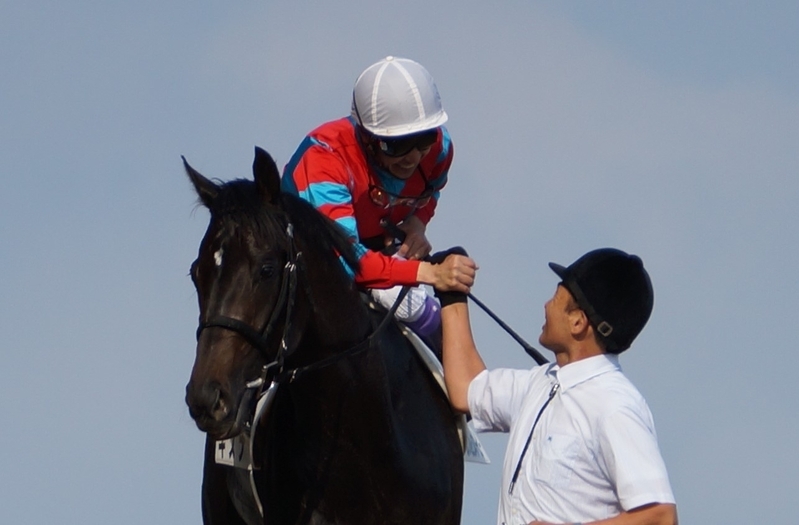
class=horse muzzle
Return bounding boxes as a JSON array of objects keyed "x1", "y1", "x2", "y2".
[{"x1": 185, "y1": 380, "x2": 256, "y2": 439}]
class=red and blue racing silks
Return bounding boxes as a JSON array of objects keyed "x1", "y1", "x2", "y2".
[{"x1": 281, "y1": 117, "x2": 453, "y2": 289}]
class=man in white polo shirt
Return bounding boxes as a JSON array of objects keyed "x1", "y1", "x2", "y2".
[{"x1": 433, "y1": 247, "x2": 677, "y2": 525}]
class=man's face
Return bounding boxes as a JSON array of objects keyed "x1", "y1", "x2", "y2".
[
  {"x1": 375, "y1": 144, "x2": 432, "y2": 180},
  {"x1": 539, "y1": 284, "x2": 578, "y2": 352}
]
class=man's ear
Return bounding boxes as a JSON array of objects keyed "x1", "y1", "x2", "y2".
[{"x1": 569, "y1": 308, "x2": 591, "y2": 338}]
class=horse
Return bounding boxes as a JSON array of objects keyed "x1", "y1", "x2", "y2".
[{"x1": 183, "y1": 147, "x2": 464, "y2": 525}]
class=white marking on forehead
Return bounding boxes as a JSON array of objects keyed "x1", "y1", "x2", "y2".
[{"x1": 214, "y1": 248, "x2": 224, "y2": 267}]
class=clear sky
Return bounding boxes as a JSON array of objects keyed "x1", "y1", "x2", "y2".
[{"x1": 2, "y1": 2, "x2": 797, "y2": 523}]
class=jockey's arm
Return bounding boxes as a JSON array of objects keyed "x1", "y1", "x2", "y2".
[{"x1": 396, "y1": 215, "x2": 431, "y2": 260}]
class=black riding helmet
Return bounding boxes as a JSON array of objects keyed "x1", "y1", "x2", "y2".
[{"x1": 548, "y1": 248, "x2": 654, "y2": 354}]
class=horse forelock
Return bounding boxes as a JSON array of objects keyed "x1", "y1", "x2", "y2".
[{"x1": 204, "y1": 179, "x2": 288, "y2": 250}]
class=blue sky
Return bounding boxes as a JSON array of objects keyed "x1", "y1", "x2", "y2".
[{"x1": 2, "y1": 2, "x2": 797, "y2": 523}]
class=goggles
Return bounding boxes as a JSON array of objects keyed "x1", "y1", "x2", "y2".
[
  {"x1": 373, "y1": 129, "x2": 439, "y2": 157},
  {"x1": 369, "y1": 184, "x2": 433, "y2": 209}
]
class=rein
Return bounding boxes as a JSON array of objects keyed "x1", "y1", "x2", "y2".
[
  {"x1": 274, "y1": 286, "x2": 409, "y2": 383},
  {"x1": 378, "y1": 218, "x2": 549, "y2": 365}
]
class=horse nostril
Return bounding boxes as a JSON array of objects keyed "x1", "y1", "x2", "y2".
[
  {"x1": 208, "y1": 388, "x2": 229, "y2": 421},
  {"x1": 186, "y1": 381, "x2": 230, "y2": 422}
]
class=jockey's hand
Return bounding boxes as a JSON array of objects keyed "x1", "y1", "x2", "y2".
[
  {"x1": 396, "y1": 215, "x2": 431, "y2": 260},
  {"x1": 418, "y1": 246, "x2": 477, "y2": 297}
]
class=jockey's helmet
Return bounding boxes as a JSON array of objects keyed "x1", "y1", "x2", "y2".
[{"x1": 351, "y1": 56, "x2": 448, "y2": 138}]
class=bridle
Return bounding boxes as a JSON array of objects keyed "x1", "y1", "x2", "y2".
[
  {"x1": 194, "y1": 222, "x2": 404, "y2": 390},
  {"x1": 195, "y1": 223, "x2": 301, "y2": 388},
  {"x1": 192, "y1": 221, "x2": 410, "y2": 518}
]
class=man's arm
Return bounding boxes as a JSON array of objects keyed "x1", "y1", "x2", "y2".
[
  {"x1": 528, "y1": 502, "x2": 678, "y2": 525},
  {"x1": 440, "y1": 301, "x2": 487, "y2": 413}
]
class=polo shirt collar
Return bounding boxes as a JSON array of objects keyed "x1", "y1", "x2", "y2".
[{"x1": 548, "y1": 353, "x2": 621, "y2": 392}]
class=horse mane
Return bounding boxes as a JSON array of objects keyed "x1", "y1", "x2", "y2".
[
  {"x1": 207, "y1": 178, "x2": 360, "y2": 282},
  {"x1": 281, "y1": 191, "x2": 361, "y2": 274}
]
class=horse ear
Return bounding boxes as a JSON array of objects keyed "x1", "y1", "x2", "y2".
[
  {"x1": 183, "y1": 156, "x2": 219, "y2": 208},
  {"x1": 253, "y1": 146, "x2": 281, "y2": 204}
]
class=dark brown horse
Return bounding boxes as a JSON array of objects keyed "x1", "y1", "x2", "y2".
[{"x1": 183, "y1": 147, "x2": 463, "y2": 524}]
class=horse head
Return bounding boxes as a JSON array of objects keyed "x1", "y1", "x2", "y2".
[{"x1": 183, "y1": 147, "x2": 365, "y2": 439}]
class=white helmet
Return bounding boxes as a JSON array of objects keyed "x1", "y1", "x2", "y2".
[{"x1": 351, "y1": 56, "x2": 448, "y2": 137}]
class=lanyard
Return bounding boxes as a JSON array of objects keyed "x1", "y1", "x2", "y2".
[{"x1": 508, "y1": 382, "x2": 560, "y2": 495}]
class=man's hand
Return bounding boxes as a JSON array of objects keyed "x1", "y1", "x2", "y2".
[{"x1": 396, "y1": 215, "x2": 431, "y2": 260}]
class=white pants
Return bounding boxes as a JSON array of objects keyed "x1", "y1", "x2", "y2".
[{"x1": 370, "y1": 285, "x2": 429, "y2": 322}]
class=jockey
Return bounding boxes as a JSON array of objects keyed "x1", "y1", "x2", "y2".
[{"x1": 281, "y1": 56, "x2": 476, "y2": 338}]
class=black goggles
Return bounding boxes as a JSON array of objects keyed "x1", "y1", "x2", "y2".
[{"x1": 373, "y1": 129, "x2": 439, "y2": 157}]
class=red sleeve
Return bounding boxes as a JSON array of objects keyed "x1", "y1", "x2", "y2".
[
  {"x1": 355, "y1": 252, "x2": 421, "y2": 289},
  {"x1": 283, "y1": 131, "x2": 421, "y2": 289}
]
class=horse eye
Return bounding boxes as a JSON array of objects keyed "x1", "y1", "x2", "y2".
[
  {"x1": 260, "y1": 263, "x2": 276, "y2": 278},
  {"x1": 189, "y1": 261, "x2": 199, "y2": 282}
]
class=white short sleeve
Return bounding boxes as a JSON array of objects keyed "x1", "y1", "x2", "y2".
[
  {"x1": 598, "y1": 404, "x2": 676, "y2": 509},
  {"x1": 468, "y1": 367, "x2": 538, "y2": 432}
]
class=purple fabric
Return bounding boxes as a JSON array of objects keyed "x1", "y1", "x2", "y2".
[{"x1": 406, "y1": 295, "x2": 441, "y2": 336}]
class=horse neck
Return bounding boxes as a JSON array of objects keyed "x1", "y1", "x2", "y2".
[{"x1": 293, "y1": 265, "x2": 372, "y2": 355}]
